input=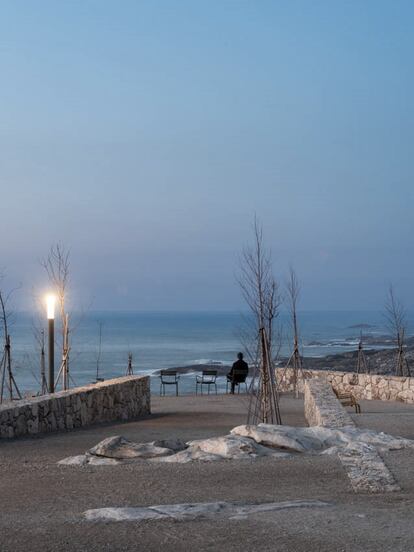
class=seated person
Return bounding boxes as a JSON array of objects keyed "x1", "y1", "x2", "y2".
[{"x1": 227, "y1": 352, "x2": 248, "y2": 394}]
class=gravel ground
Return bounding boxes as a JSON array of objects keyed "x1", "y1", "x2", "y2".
[
  {"x1": 0, "y1": 393, "x2": 413, "y2": 551},
  {"x1": 351, "y1": 399, "x2": 414, "y2": 439}
]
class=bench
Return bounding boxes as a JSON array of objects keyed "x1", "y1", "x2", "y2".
[{"x1": 333, "y1": 389, "x2": 361, "y2": 414}]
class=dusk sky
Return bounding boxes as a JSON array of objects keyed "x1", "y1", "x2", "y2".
[{"x1": 1, "y1": 1, "x2": 413, "y2": 311}]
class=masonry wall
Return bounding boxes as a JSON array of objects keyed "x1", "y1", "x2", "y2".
[
  {"x1": 302, "y1": 377, "x2": 400, "y2": 493},
  {"x1": 0, "y1": 375, "x2": 150, "y2": 439},
  {"x1": 303, "y1": 378, "x2": 355, "y2": 428},
  {"x1": 277, "y1": 368, "x2": 414, "y2": 403}
]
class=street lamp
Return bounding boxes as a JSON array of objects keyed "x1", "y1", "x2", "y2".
[{"x1": 46, "y1": 295, "x2": 56, "y2": 393}]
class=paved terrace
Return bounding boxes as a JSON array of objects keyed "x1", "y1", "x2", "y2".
[{"x1": 0, "y1": 393, "x2": 413, "y2": 551}]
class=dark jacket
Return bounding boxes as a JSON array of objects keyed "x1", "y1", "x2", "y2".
[{"x1": 228, "y1": 359, "x2": 249, "y2": 382}]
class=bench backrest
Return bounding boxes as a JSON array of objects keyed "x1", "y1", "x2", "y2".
[
  {"x1": 160, "y1": 370, "x2": 178, "y2": 382},
  {"x1": 201, "y1": 369, "x2": 217, "y2": 382}
]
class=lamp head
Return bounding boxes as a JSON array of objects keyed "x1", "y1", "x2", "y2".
[{"x1": 46, "y1": 295, "x2": 56, "y2": 320}]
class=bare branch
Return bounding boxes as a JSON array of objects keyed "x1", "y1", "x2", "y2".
[
  {"x1": 286, "y1": 266, "x2": 300, "y2": 338},
  {"x1": 41, "y1": 243, "x2": 70, "y2": 324},
  {"x1": 0, "y1": 274, "x2": 22, "y2": 402},
  {"x1": 237, "y1": 216, "x2": 282, "y2": 424},
  {"x1": 384, "y1": 284, "x2": 410, "y2": 376},
  {"x1": 96, "y1": 321, "x2": 104, "y2": 381},
  {"x1": 282, "y1": 266, "x2": 304, "y2": 396},
  {"x1": 384, "y1": 284, "x2": 406, "y2": 345},
  {"x1": 236, "y1": 216, "x2": 282, "y2": 356},
  {"x1": 41, "y1": 243, "x2": 71, "y2": 390}
]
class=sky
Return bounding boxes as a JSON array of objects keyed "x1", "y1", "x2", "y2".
[{"x1": 0, "y1": 0, "x2": 413, "y2": 311}]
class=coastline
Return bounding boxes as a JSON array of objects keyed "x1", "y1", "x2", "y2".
[{"x1": 158, "y1": 342, "x2": 414, "y2": 378}]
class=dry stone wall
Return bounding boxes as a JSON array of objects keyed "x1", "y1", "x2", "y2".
[
  {"x1": 302, "y1": 378, "x2": 400, "y2": 493},
  {"x1": 278, "y1": 368, "x2": 414, "y2": 403},
  {"x1": 303, "y1": 378, "x2": 355, "y2": 428},
  {"x1": 0, "y1": 375, "x2": 150, "y2": 439}
]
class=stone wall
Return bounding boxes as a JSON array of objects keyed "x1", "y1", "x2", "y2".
[
  {"x1": 303, "y1": 378, "x2": 355, "y2": 428},
  {"x1": 302, "y1": 378, "x2": 400, "y2": 493},
  {"x1": 0, "y1": 375, "x2": 150, "y2": 439},
  {"x1": 277, "y1": 367, "x2": 414, "y2": 403}
]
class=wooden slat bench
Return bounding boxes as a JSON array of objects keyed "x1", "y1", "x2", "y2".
[{"x1": 333, "y1": 389, "x2": 361, "y2": 414}]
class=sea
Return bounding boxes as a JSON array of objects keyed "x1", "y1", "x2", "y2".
[{"x1": 3, "y1": 310, "x2": 414, "y2": 396}]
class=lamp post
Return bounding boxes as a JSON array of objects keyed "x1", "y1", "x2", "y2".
[{"x1": 46, "y1": 295, "x2": 56, "y2": 393}]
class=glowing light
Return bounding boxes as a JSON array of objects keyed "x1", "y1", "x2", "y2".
[{"x1": 46, "y1": 295, "x2": 56, "y2": 320}]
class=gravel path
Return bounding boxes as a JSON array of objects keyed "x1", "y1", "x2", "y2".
[{"x1": 0, "y1": 394, "x2": 413, "y2": 551}]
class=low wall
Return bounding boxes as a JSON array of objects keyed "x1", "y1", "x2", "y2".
[
  {"x1": 304, "y1": 378, "x2": 355, "y2": 428},
  {"x1": 0, "y1": 375, "x2": 150, "y2": 439},
  {"x1": 303, "y1": 378, "x2": 400, "y2": 493},
  {"x1": 277, "y1": 367, "x2": 414, "y2": 403}
]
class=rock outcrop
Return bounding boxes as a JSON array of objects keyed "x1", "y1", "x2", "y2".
[{"x1": 59, "y1": 423, "x2": 414, "y2": 468}]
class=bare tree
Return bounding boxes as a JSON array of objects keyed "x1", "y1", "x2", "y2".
[
  {"x1": 238, "y1": 217, "x2": 282, "y2": 357},
  {"x1": 282, "y1": 266, "x2": 304, "y2": 397},
  {"x1": 95, "y1": 321, "x2": 104, "y2": 382},
  {"x1": 126, "y1": 352, "x2": 134, "y2": 376},
  {"x1": 41, "y1": 243, "x2": 71, "y2": 390},
  {"x1": 286, "y1": 267, "x2": 300, "y2": 347},
  {"x1": 356, "y1": 331, "x2": 369, "y2": 374},
  {"x1": 384, "y1": 284, "x2": 410, "y2": 377},
  {"x1": 0, "y1": 280, "x2": 21, "y2": 403},
  {"x1": 238, "y1": 217, "x2": 282, "y2": 425}
]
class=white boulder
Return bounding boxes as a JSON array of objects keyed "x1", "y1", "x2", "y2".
[
  {"x1": 153, "y1": 434, "x2": 291, "y2": 463},
  {"x1": 59, "y1": 425, "x2": 414, "y2": 468},
  {"x1": 89, "y1": 435, "x2": 175, "y2": 459},
  {"x1": 58, "y1": 454, "x2": 120, "y2": 466},
  {"x1": 231, "y1": 424, "x2": 414, "y2": 454},
  {"x1": 84, "y1": 499, "x2": 331, "y2": 522}
]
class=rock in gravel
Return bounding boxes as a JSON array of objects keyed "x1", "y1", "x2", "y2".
[
  {"x1": 151, "y1": 447, "x2": 223, "y2": 463},
  {"x1": 231, "y1": 424, "x2": 414, "y2": 454},
  {"x1": 59, "y1": 424, "x2": 414, "y2": 469},
  {"x1": 186, "y1": 434, "x2": 291, "y2": 459},
  {"x1": 84, "y1": 499, "x2": 332, "y2": 522},
  {"x1": 151, "y1": 438, "x2": 187, "y2": 452},
  {"x1": 152, "y1": 434, "x2": 291, "y2": 463},
  {"x1": 58, "y1": 454, "x2": 89, "y2": 466},
  {"x1": 58, "y1": 454, "x2": 120, "y2": 466},
  {"x1": 88, "y1": 435, "x2": 175, "y2": 459}
]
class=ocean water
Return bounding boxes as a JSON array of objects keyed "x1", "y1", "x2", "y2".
[{"x1": 2, "y1": 310, "x2": 413, "y2": 395}]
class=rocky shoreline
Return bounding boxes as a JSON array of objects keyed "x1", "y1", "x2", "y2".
[
  {"x1": 298, "y1": 344, "x2": 413, "y2": 375},
  {"x1": 158, "y1": 342, "x2": 414, "y2": 377}
]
